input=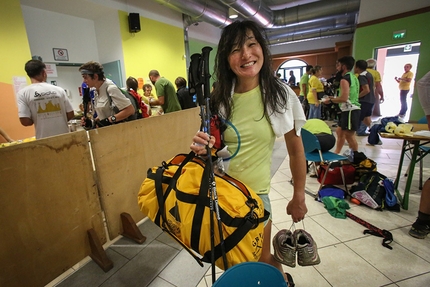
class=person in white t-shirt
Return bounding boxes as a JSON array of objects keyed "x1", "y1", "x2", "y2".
[{"x1": 17, "y1": 60, "x2": 74, "y2": 139}]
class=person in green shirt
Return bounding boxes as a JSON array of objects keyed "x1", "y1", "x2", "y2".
[
  {"x1": 299, "y1": 65, "x2": 313, "y2": 104},
  {"x1": 322, "y1": 56, "x2": 360, "y2": 154},
  {"x1": 148, "y1": 70, "x2": 182, "y2": 114}
]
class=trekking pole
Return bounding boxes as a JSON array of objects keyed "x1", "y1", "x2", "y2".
[
  {"x1": 189, "y1": 47, "x2": 228, "y2": 283},
  {"x1": 82, "y1": 85, "x2": 93, "y2": 129},
  {"x1": 201, "y1": 46, "x2": 228, "y2": 272},
  {"x1": 345, "y1": 211, "x2": 393, "y2": 250}
]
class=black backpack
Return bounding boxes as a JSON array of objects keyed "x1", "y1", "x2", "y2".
[{"x1": 350, "y1": 171, "x2": 386, "y2": 210}]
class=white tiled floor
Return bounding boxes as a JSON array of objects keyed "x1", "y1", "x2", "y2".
[
  {"x1": 49, "y1": 121, "x2": 430, "y2": 287},
  {"x1": 198, "y1": 125, "x2": 430, "y2": 287}
]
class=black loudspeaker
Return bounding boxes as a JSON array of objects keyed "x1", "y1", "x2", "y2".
[{"x1": 128, "y1": 13, "x2": 141, "y2": 33}]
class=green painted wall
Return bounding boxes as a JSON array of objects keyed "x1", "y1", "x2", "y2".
[
  {"x1": 119, "y1": 11, "x2": 187, "y2": 88},
  {"x1": 353, "y1": 10, "x2": 430, "y2": 121},
  {"x1": 0, "y1": 0, "x2": 34, "y2": 140}
]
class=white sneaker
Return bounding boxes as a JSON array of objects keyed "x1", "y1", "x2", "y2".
[{"x1": 308, "y1": 163, "x2": 318, "y2": 178}]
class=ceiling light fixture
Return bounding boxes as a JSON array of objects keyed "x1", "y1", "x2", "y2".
[{"x1": 228, "y1": 7, "x2": 238, "y2": 19}]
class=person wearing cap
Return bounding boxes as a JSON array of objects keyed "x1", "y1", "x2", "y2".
[
  {"x1": 17, "y1": 59, "x2": 74, "y2": 139},
  {"x1": 366, "y1": 58, "x2": 384, "y2": 117},
  {"x1": 79, "y1": 61, "x2": 134, "y2": 127}
]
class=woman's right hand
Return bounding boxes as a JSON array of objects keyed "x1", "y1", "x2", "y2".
[{"x1": 190, "y1": 131, "x2": 215, "y2": 155}]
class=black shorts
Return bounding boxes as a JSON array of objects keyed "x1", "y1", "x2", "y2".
[
  {"x1": 315, "y1": 133, "x2": 336, "y2": 152},
  {"x1": 339, "y1": 109, "x2": 360, "y2": 131},
  {"x1": 359, "y1": 102, "x2": 374, "y2": 121}
]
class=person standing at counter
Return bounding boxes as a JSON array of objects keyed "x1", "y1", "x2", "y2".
[
  {"x1": 148, "y1": 70, "x2": 182, "y2": 114},
  {"x1": 17, "y1": 59, "x2": 74, "y2": 139},
  {"x1": 79, "y1": 61, "x2": 134, "y2": 127}
]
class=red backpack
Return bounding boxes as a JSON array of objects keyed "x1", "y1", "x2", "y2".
[{"x1": 128, "y1": 89, "x2": 150, "y2": 118}]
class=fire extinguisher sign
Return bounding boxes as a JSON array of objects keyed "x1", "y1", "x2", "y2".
[{"x1": 53, "y1": 48, "x2": 69, "y2": 61}]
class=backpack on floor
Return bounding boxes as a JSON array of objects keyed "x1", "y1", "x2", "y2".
[
  {"x1": 317, "y1": 162, "x2": 356, "y2": 185},
  {"x1": 353, "y1": 158, "x2": 377, "y2": 181},
  {"x1": 138, "y1": 152, "x2": 269, "y2": 270},
  {"x1": 350, "y1": 171, "x2": 387, "y2": 210}
]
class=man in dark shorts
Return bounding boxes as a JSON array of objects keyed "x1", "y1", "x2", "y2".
[
  {"x1": 409, "y1": 178, "x2": 430, "y2": 239},
  {"x1": 323, "y1": 56, "x2": 360, "y2": 154},
  {"x1": 355, "y1": 60, "x2": 375, "y2": 136}
]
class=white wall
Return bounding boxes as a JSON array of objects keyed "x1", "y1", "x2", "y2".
[
  {"x1": 21, "y1": 6, "x2": 99, "y2": 64},
  {"x1": 46, "y1": 66, "x2": 85, "y2": 111},
  {"x1": 21, "y1": 4, "x2": 129, "y2": 112},
  {"x1": 94, "y1": 10, "x2": 124, "y2": 76},
  {"x1": 358, "y1": 0, "x2": 430, "y2": 23},
  {"x1": 187, "y1": 21, "x2": 221, "y2": 45}
]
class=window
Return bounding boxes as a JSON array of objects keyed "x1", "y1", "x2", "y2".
[{"x1": 277, "y1": 59, "x2": 308, "y2": 86}]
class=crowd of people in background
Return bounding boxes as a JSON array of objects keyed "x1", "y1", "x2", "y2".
[{"x1": 14, "y1": 59, "x2": 199, "y2": 138}]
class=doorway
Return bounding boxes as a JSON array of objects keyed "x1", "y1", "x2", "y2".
[{"x1": 374, "y1": 42, "x2": 420, "y2": 121}]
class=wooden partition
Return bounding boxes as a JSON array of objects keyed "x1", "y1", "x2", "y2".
[
  {"x1": 0, "y1": 108, "x2": 200, "y2": 286},
  {"x1": 0, "y1": 131, "x2": 105, "y2": 287},
  {"x1": 89, "y1": 107, "x2": 201, "y2": 239}
]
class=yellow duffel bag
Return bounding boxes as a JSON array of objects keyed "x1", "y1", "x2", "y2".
[{"x1": 138, "y1": 152, "x2": 268, "y2": 270}]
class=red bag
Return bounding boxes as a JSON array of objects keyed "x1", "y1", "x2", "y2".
[{"x1": 317, "y1": 163, "x2": 356, "y2": 185}]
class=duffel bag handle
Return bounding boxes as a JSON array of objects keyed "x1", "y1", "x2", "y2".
[{"x1": 155, "y1": 151, "x2": 197, "y2": 226}]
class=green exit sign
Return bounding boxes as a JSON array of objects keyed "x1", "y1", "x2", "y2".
[{"x1": 393, "y1": 30, "x2": 406, "y2": 39}]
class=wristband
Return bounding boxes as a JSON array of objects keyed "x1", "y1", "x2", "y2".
[{"x1": 98, "y1": 118, "x2": 112, "y2": 127}]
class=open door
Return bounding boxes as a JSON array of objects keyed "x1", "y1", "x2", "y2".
[{"x1": 374, "y1": 42, "x2": 421, "y2": 121}]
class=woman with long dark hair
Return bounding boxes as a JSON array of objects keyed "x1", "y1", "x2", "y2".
[{"x1": 191, "y1": 20, "x2": 309, "y2": 285}]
